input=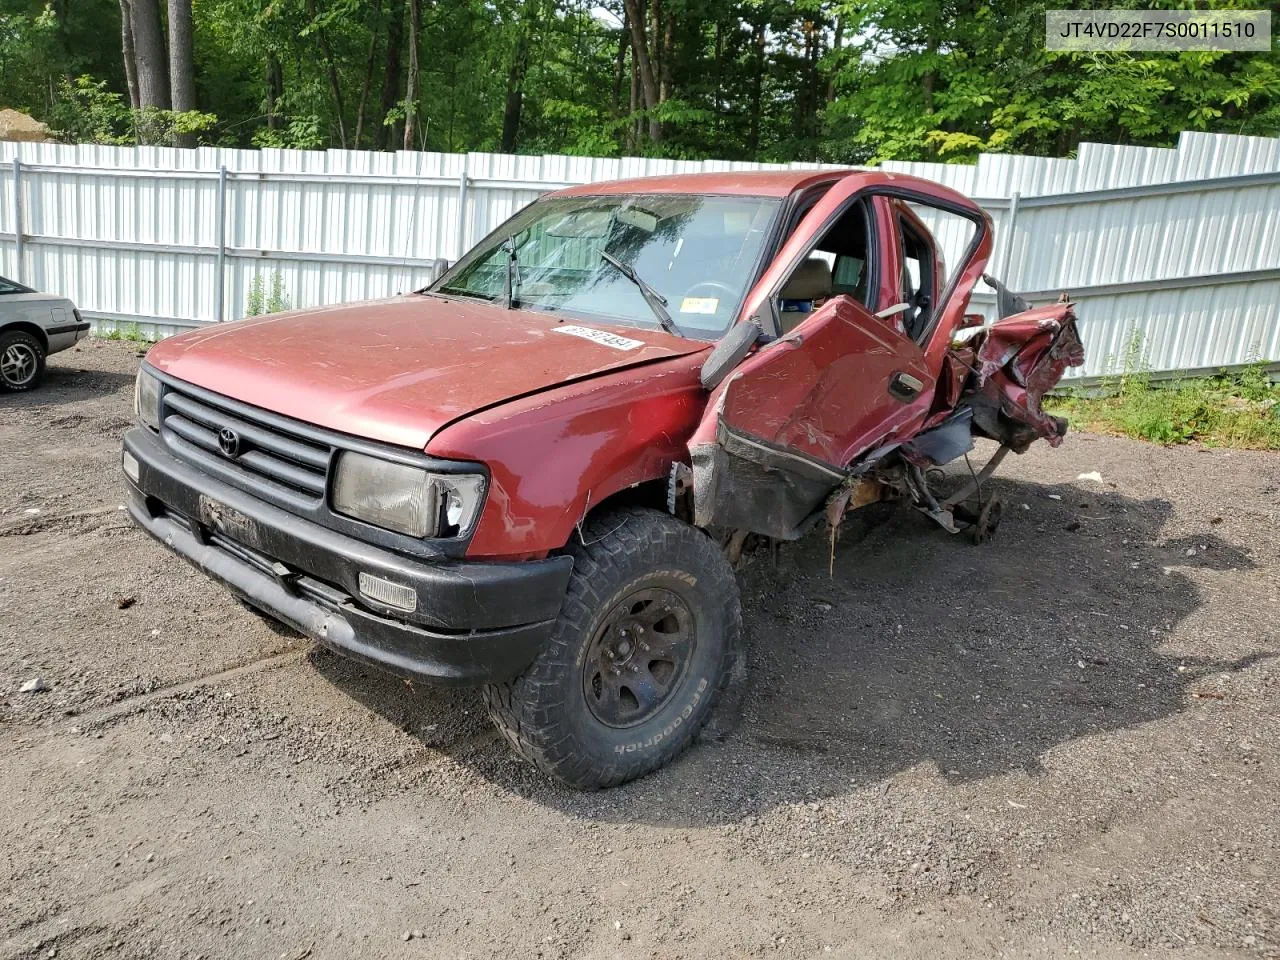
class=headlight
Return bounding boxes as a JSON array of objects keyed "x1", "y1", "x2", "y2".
[
  {"x1": 135, "y1": 369, "x2": 161, "y2": 430},
  {"x1": 331, "y1": 452, "x2": 485, "y2": 539}
]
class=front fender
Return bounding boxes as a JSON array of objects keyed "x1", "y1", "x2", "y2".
[{"x1": 427, "y1": 354, "x2": 708, "y2": 559}]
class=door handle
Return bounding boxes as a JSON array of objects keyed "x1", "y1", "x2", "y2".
[{"x1": 888, "y1": 372, "x2": 924, "y2": 402}]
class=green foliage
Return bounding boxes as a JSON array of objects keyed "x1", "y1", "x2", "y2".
[
  {"x1": 47, "y1": 75, "x2": 216, "y2": 146},
  {"x1": 823, "y1": 0, "x2": 1280, "y2": 164},
  {"x1": 100, "y1": 321, "x2": 152, "y2": 343},
  {"x1": 1, "y1": 1, "x2": 127, "y2": 117},
  {"x1": 246, "y1": 273, "x2": 292, "y2": 317},
  {"x1": 48, "y1": 76, "x2": 132, "y2": 145},
  {"x1": 2, "y1": 0, "x2": 1277, "y2": 161},
  {"x1": 252, "y1": 115, "x2": 326, "y2": 150},
  {"x1": 1050, "y1": 337, "x2": 1280, "y2": 450}
]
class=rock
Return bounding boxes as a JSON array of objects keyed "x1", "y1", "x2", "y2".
[
  {"x1": 1077, "y1": 471, "x2": 1104, "y2": 483},
  {"x1": 0, "y1": 108, "x2": 53, "y2": 142},
  {"x1": 402, "y1": 931, "x2": 412, "y2": 942},
  {"x1": 19, "y1": 677, "x2": 51, "y2": 693}
]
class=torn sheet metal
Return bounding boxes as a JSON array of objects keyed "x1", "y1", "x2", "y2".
[{"x1": 971, "y1": 303, "x2": 1085, "y2": 450}]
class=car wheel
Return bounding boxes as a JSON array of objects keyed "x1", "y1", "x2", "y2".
[
  {"x1": 483, "y1": 507, "x2": 742, "y2": 789},
  {"x1": 0, "y1": 330, "x2": 46, "y2": 392}
]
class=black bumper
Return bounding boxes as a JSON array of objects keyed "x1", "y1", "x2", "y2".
[{"x1": 122, "y1": 426, "x2": 573, "y2": 684}]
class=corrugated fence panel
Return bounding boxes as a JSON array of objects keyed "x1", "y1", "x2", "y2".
[
  {"x1": 0, "y1": 132, "x2": 1276, "y2": 380},
  {"x1": 1011, "y1": 179, "x2": 1280, "y2": 291}
]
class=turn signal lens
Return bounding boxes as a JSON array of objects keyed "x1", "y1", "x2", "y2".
[{"x1": 358, "y1": 572, "x2": 418, "y2": 613}]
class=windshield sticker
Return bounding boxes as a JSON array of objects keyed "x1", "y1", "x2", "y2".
[
  {"x1": 680, "y1": 297, "x2": 720, "y2": 315},
  {"x1": 553, "y1": 325, "x2": 645, "y2": 351}
]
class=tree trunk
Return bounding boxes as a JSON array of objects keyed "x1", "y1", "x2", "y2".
[
  {"x1": 659, "y1": 5, "x2": 673, "y2": 104},
  {"x1": 799, "y1": 15, "x2": 821, "y2": 143},
  {"x1": 306, "y1": 0, "x2": 347, "y2": 148},
  {"x1": 118, "y1": 0, "x2": 140, "y2": 110},
  {"x1": 354, "y1": 0, "x2": 383, "y2": 148},
  {"x1": 628, "y1": 29, "x2": 639, "y2": 152},
  {"x1": 265, "y1": 52, "x2": 283, "y2": 131},
  {"x1": 713, "y1": 15, "x2": 722, "y2": 110},
  {"x1": 129, "y1": 0, "x2": 170, "y2": 110},
  {"x1": 923, "y1": 29, "x2": 938, "y2": 115},
  {"x1": 402, "y1": 0, "x2": 421, "y2": 150},
  {"x1": 378, "y1": 0, "x2": 405, "y2": 149},
  {"x1": 167, "y1": 0, "x2": 196, "y2": 146},
  {"x1": 748, "y1": 20, "x2": 764, "y2": 153},
  {"x1": 612, "y1": 26, "x2": 627, "y2": 118},
  {"x1": 500, "y1": 5, "x2": 534, "y2": 152},
  {"x1": 649, "y1": 0, "x2": 660, "y2": 82},
  {"x1": 826, "y1": 16, "x2": 843, "y2": 103},
  {"x1": 620, "y1": 0, "x2": 660, "y2": 143}
]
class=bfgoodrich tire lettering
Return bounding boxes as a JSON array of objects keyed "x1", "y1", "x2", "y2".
[{"x1": 483, "y1": 507, "x2": 742, "y2": 789}]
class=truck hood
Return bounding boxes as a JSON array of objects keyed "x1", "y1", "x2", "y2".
[{"x1": 145, "y1": 296, "x2": 708, "y2": 449}]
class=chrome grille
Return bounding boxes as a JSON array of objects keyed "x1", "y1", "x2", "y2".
[{"x1": 161, "y1": 387, "x2": 331, "y2": 502}]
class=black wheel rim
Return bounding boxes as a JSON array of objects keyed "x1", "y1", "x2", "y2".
[{"x1": 583, "y1": 586, "x2": 697, "y2": 729}]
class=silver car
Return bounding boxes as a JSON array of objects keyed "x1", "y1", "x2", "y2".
[{"x1": 0, "y1": 275, "x2": 89, "y2": 392}]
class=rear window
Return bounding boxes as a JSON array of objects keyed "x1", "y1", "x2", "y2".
[{"x1": 0, "y1": 276, "x2": 34, "y2": 294}]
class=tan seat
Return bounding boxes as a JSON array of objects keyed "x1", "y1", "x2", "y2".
[{"x1": 780, "y1": 258, "x2": 833, "y2": 302}]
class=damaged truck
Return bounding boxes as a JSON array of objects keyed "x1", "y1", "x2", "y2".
[{"x1": 122, "y1": 170, "x2": 1083, "y2": 788}]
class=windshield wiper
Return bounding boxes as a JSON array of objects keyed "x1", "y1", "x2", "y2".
[
  {"x1": 500, "y1": 236, "x2": 520, "y2": 309},
  {"x1": 599, "y1": 249, "x2": 678, "y2": 336}
]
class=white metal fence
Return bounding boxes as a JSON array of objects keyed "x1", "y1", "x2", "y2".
[{"x1": 1, "y1": 131, "x2": 1277, "y2": 380}]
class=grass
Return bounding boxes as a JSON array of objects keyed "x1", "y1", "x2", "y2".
[
  {"x1": 1048, "y1": 337, "x2": 1280, "y2": 450},
  {"x1": 99, "y1": 322, "x2": 154, "y2": 344}
]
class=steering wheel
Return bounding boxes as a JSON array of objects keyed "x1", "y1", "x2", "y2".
[{"x1": 680, "y1": 281, "x2": 737, "y2": 306}]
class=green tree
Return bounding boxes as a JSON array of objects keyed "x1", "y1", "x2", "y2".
[{"x1": 0, "y1": 0, "x2": 1275, "y2": 162}]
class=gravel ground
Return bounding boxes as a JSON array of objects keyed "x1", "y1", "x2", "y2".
[{"x1": 1, "y1": 338, "x2": 1277, "y2": 960}]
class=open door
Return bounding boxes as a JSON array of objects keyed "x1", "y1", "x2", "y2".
[
  {"x1": 690, "y1": 294, "x2": 937, "y2": 539},
  {"x1": 687, "y1": 177, "x2": 994, "y2": 540}
]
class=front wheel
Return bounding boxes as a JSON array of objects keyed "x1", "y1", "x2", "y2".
[{"x1": 483, "y1": 507, "x2": 741, "y2": 789}]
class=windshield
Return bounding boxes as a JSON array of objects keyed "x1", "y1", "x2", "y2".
[{"x1": 433, "y1": 193, "x2": 781, "y2": 339}]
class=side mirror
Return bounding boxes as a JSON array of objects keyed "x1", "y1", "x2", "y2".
[
  {"x1": 700, "y1": 320, "x2": 762, "y2": 391},
  {"x1": 430, "y1": 258, "x2": 451, "y2": 282}
]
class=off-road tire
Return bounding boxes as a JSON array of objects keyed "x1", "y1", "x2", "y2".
[
  {"x1": 0, "y1": 329, "x2": 46, "y2": 393},
  {"x1": 483, "y1": 507, "x2": 741, "y2": 789}
]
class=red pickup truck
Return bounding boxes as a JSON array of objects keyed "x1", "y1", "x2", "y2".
[{"x1": 122, "y1": 170, "x2": 1083, "y2": 788}]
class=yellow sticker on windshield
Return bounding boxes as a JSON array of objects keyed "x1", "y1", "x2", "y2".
[{"x1": 680, "y1": 297, "x2": 719, "y2": 315}]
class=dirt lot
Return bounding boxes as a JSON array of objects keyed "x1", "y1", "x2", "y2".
[{"x1": 1, "y1": 338, "x2": 1277, "y2": 960}]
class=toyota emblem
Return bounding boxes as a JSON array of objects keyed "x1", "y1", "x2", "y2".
[{"x1": 217, "y1": 427, "x2": 242, "y2": 458}]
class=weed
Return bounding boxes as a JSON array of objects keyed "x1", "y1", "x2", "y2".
[
  {"x1": 246, "y1": 272, "x2": 292, "y2": 317},
  {"x1": 99, "y1": 321, "x2": 152, "y2": 343},
  {"x1": 1049, "y1": 336, "x2": 1279, "y2": 450}
]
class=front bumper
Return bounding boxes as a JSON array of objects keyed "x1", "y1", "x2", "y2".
[{"x1": 122, "y1": 426, "x2": 573, "y2": 684}]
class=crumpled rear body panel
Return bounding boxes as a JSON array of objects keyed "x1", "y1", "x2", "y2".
[{"x1": 968, "y1": 303, "x2": 1085, "y2": 451}]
